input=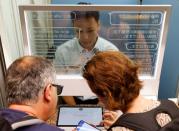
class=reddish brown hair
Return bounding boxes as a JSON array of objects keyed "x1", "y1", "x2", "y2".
[{"x1": 82, "y1": 51, "x2": 142, "y2": 112}]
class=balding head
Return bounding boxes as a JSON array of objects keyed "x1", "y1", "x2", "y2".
[{"x1": 6, "y1": 56, "x2": 56, "y2": 106}]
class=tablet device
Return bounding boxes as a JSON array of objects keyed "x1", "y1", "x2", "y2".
[
  {"x1": 76, "y1": 120, "x2": 101, "y2": 131},
  {"x1": 56, "y1": 106, "x2": 103, "y2": 126}
]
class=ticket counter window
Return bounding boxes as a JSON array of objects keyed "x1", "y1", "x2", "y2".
[
  {"x1": 19, "y1": 5, "x2": 171, "y2": 101},
  {"x1": 22, "y1": 10, "x2": 163, "y2": 77}
]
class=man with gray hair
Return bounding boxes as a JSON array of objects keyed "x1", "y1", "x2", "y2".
[{"x1": 0, "y1": 56, "x2": 64, "y2": 131}]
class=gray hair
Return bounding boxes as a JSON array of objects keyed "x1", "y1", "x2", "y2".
[{"x1": 6, "y1": 56, "x2": 56, "y2": 106}]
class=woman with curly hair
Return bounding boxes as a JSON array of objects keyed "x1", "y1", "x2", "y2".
[{"x1": 82, "y1": 51, "x2": 177, "y2": 131}]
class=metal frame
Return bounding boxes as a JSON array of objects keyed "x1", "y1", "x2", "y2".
[{"x1": 0, "y1": 36, "x2": 7, "y2": 107}]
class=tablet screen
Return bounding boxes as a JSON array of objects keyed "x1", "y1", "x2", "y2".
[
  {"x1": 56, "y1": 106, "x2": 103, "y2": 126},
  {"x1": 76, "y1": 120, "x2": 101, "y2": 131}
]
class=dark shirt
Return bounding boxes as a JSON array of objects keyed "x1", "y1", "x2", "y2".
[{"x1": 0, "y1": 108, "x2": 64, "y2": 131}]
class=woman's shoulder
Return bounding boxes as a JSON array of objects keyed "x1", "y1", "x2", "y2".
[{"x1": 110, "y1": 100, "x2": 170, "y2": 131}]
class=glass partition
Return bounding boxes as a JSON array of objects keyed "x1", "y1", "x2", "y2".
[{"x1": 19, "y1": 5, "x2": 171, "y2": 97}]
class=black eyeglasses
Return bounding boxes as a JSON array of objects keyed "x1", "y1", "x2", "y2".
[{"x1": 52, "y1": 84, "x2": 63, "y2": 96}]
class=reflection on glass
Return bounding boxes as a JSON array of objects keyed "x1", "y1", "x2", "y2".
[
  {"x1": 54, "y1": 10, "x2": 119, "y2": 74},
  {"x1": 26, "y1": 10, "x2": 163, "y2": 77}
]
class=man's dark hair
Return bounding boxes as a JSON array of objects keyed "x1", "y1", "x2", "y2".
[{"x1": 70, "y1": 2, "x2": 99, "y2": 22}]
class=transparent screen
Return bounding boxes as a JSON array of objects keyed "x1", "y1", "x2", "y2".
[{"x1": 25, "y1": 9, "x2": 164, "y2": 77}]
